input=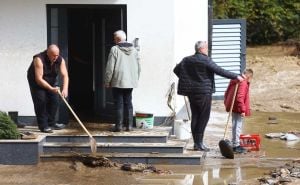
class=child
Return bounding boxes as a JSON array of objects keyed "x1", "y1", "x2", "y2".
[{"x1": 224, "y1": 69, "x2": 254, "y2": 153}]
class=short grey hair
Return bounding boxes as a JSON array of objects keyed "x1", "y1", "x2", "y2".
[
  {"x1": 114, "y1": 30, "x2": 127, "y2": 41},
  {"x1": 194, "y1": 41, "x2": 207, "y2": 52}
]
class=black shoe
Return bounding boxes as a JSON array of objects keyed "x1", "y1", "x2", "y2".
[
  {"x1": 41, "y1": 128, "x2": 53, "y2": 133},
  {"x1": 233, "y1": 146, "x2": 247, "y2": 153},
  {"x1": 194, "y1": 143, "x2": 210, "y2": 152},
  {"x1": 111, "y1": 125, "x2": 122, "y2": 132},
  {"x1": 125, "y1": 126, "x2": 133, "y2": 132},
  {"x1": 51, "y1": 123, "x2": 65, "y2": 130},
  {"x1": 16, "y1": 122, "x2": 26, "y2": 128}
]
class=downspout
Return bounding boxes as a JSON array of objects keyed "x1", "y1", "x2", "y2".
[{"x1": 208, "y1": 0, "x2": 213, "y2": 57}]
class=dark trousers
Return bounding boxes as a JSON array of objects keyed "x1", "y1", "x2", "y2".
[
  {"x1": 188, "y1": 94, "x2": 212, "y2": 146},
  {"x1": 29, "y1": 86, "x2": 59, "y2": 130},
  {"x1": 112, "y1": 88, "x2": 133, "y2": 128}
]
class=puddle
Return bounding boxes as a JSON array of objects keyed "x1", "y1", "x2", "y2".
[
  {"x1": 135, "y1": 111, "x2": 300, "y2": 185},
  {"x1": 244, "y1": 111, "x2": 300, "y2": 158}
]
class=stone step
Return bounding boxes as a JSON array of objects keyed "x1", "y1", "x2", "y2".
[
  {"x1": 45, "y1": 133, "x2": 168, "y2": 143},
  {"x1": 21, "y1": 126, "x2": 173, "y2": 143},
  {"x1": 43, "y1": 140, "x2": 187, "y2": 154},
  {"x1": 40, "y1": 152, "x2": 202, "y2": 165}
]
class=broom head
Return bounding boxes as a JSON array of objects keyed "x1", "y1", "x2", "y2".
[{"x1": 219, "y1": 139, "x2": 234, "y2": 159}]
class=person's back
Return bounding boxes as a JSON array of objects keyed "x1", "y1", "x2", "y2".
[
  {"x1": 105, "y1": 30, "x2": 140, "y2": 132},
  {"x1": 107, "y1": 42, "x2": 139, "y2": 88},
  {"x1": 173, "y1": 41, "x2": 243, "y2": 151}
]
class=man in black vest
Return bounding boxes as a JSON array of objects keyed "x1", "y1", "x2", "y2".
[
  {"x1": 27, "y1": 44, "x2": 69, "y2": 133},
  {"x1": 174, "y1": 41, "x2": 243, "y2": 151}
]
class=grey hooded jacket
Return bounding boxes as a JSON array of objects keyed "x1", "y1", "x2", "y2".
[{"x1": 105, "y1": 42, "x2": 141, "y2": 88}]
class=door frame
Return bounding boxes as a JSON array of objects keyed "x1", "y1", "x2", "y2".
[{"x1": 46, "y1": 4, "x2": 127, "y2": 122}]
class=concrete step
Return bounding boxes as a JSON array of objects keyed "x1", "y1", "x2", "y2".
[
  {"x1": 42, "y1": 126, "x2": 172, "y2": 143},
  {"x1": 40, "y1": 152, "x2": 202, "y2": 165},
  {"x1": 45, "y1": 133, "x2": 168, "y2": 143},
  {"x1": 43, "y1": 140, "x2": 187, "y2": 154}
]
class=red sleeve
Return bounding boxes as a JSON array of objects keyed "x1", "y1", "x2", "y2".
[{"x1": 236, "y1": 81, "x2": 247, "y2": 113}]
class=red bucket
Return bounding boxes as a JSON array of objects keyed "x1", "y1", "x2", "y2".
[{"x1": 240, "y1": 134, "x2": 261, "y2": 151}]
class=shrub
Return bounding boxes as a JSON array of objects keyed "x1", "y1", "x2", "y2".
[{"x1": 0, "y1": 111, "x2": 20, "y2": 139}]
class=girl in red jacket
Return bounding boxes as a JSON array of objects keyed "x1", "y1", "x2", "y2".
[{"x1": 224, "y1": 69, "x2": 254, "y2": 153}]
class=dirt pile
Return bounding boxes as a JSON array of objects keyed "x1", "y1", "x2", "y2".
[
  {"x1": 213, "y1": 45, "x2": 300, "y2": 113},
  {"x1": 258, "y1": 159, "x2": 300, "y2": 185},
  {"x1": 247, "y1": 45, "x2": 300, "y2": 112}
]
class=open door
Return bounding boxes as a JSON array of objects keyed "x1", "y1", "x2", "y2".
[{"x1": 47, "y1": 5, "x2": 127, "y2": 123}]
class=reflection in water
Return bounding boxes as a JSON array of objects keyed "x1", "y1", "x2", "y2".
[
  {"x1": 244, "y1": 111, "x2": 300, "y2": 158},
  {"x1": 201, "y1": 167, "x2": 241, "y2": 185},
  {"x1": 199, "y1": 166, "x2": 269, "y2": 185}
]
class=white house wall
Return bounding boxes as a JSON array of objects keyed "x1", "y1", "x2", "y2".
[
  {"x1": 174, "y1": 0, "x2": 208, "y2": 118},
  {"x1": 0, "y1": 0, "x2": 207, "y2": 117}
]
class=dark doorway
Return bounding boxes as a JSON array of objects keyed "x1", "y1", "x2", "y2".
[{"x1": 47, "y1": 5, "x2": 127, "y2": 122}]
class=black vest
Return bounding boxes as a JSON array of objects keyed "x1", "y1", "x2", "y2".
[{"x1": 27, "y1": 50, "x2": 62, "y2": 89}]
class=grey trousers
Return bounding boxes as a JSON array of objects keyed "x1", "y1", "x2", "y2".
[{"x1": 232, "y1": 112, "x2": 244, "y2": 147}]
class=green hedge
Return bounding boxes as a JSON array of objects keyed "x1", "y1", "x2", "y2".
[
  {"x1": 213, "y1": 0, "x2": 300, "y2": 45},
  {"x1": 0, "y1": 111, "x2": 20, "y2": 139}
]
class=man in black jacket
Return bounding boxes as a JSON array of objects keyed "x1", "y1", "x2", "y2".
[{"x1": 173, "y1": 41, "x2": 243, "y2": 151}]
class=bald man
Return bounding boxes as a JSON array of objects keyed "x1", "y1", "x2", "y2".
[{"x1": 27, "y1": 44, "x2": 69, "y2": 133}]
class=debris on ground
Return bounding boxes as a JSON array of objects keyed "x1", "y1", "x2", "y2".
[
  {"x1": 71, "y1": 152, "x2": 172, "y2": 174},
  {"x1": 265, "y1": 133, "x2": 285, "y2": 139},
  {"x1": 258, "y1": 160, "x2": 300, "y2": 185},
  {"x1": 265, "y1": 131, "x2": 300, "y2": 141},
  {"x1": 72, "y1": 152, "x2": 118, "y2": 168},
  {"x1": 121, "y1": 163, "x2": 173, "y2": 174},
  {"x1": 20, "y1": 131, "x2": 37, "y2": 140},
  {"x1": 280, "y1": 134, "x2": 299, "y2": 141},
  {"x1": 268, "y1": 116, "x2": 278, "y2": 124}
]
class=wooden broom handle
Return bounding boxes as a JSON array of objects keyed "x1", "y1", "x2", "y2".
[
  {"x1": 223, "y1": 83, "x2": 239, "y2": 139},
  {"x1": 58, "y1": 90, "x2": 93, "y2": 138}
]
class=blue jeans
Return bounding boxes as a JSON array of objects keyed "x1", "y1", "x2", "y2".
[
  {"x1": 112, "y1": 88, "x2": 133, "y2": 128},
  {"x1": 232, "y1": 112, "x2": 244, "y2": 147}
]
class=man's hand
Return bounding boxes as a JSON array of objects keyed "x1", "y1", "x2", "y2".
[
  {"x1": 105, "y1": 83, "x2": 111, "y2": 88},
  {"x1": 61, "y1": 89, "x2": 68, "y2": 98},
  {"x1": 50, "y1": 87, "x2": 59, "y2": 94},
  {"x1": 237, "y1": 75, "x2": 244, "y2": 82},
  {"x1": 241, "y1": 112, "x2": 246, "y2": 117}
]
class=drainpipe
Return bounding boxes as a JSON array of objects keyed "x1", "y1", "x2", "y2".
[{"x1": 208, "y1": 0, "x2": 213, "y2": 57}]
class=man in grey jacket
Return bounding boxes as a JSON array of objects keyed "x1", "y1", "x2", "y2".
[{"x1": 105, "y1": 30, "x2": 141, "y2": 132}]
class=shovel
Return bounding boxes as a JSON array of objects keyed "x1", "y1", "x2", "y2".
[
  {"x1": 58, "y1": 90, "x2": 97, "y2": 155},
  {"x1": 219, "y1": 83, "x2": 239, "y2": 159}
]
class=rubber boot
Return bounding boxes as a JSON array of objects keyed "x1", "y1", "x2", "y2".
[
  {"x1": 194, "y1": 134, "x2": 210, "y2": 152},
  {"x1": 125, "y1": 108, "x2": 133, "y2": 131},
  {"x1": 113, "y1": 109, "x2": 123, "y2": 132},
  {"x1": 192, "y1": 132, "x2": 198, "y2": 150}
]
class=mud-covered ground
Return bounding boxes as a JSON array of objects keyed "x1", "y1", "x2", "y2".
[
  {"x1": 214, "y1": 45, "x2": 300, "y2": 113},
  {"x1": 0, "y1": 45, "x2": 299, "y2": 185}
]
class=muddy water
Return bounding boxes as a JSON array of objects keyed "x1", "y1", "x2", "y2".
[
  {"x1": 141, "y1": 111, "x2": 300, "y2": 185},
  {"x1": 244, "y1": 111, "x2": 300, "y2": 158},
  {"x1": 1, "y1": 112, "x2": 299, "y2": 185}
]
